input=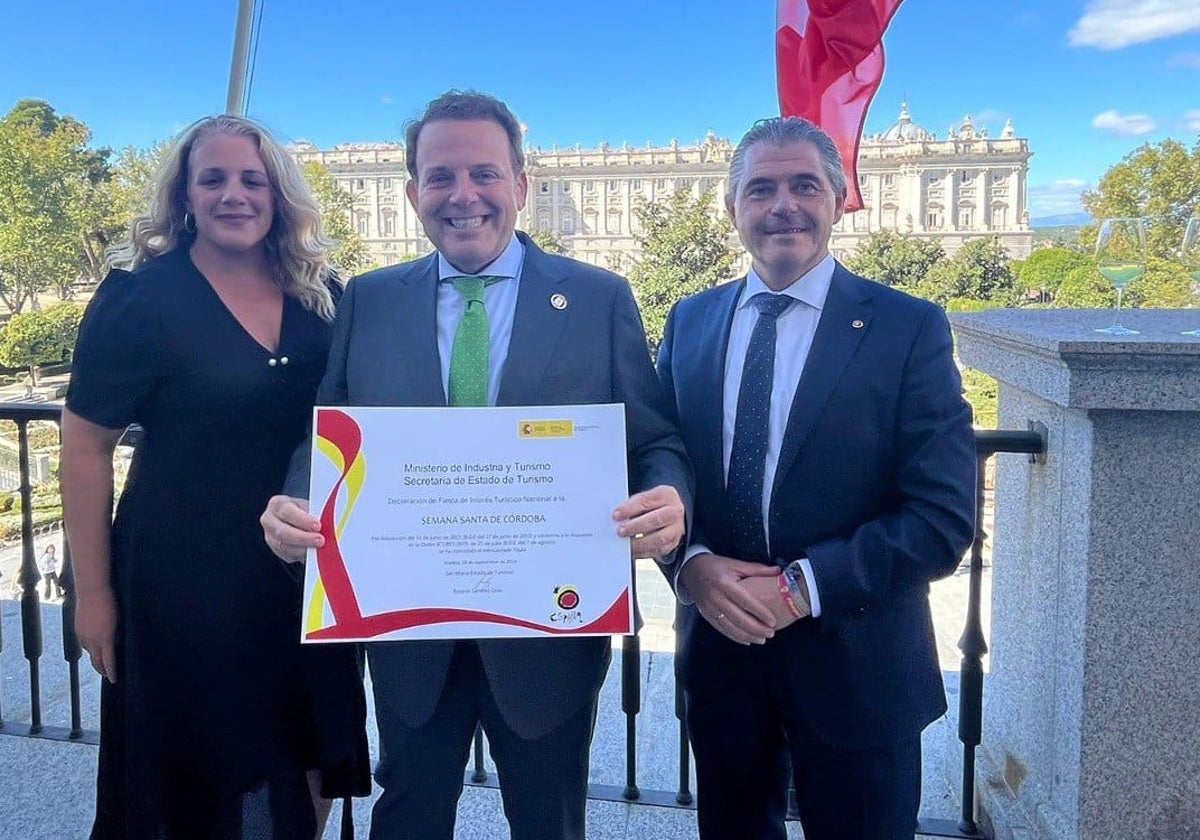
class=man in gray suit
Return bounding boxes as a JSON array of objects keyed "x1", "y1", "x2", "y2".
[{"x1": 261, "y1": 90, "x2": 691, "y2": 840}]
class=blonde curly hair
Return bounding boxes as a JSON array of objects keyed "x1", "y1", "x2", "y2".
[{"x1": 107, "y1": 115, "x2": 337, "y2": 320}]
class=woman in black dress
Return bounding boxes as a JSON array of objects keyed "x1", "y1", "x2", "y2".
[{"x1": 61, "y1": 115, "x2": 369, "y2": 839}]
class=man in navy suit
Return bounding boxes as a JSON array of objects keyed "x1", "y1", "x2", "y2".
[
  {"x1": 657, "y1": 117, "x2": 975, "y2": 840},
  {"x1": 262, "y1": 91, "x2": 691, "y2": 840}
]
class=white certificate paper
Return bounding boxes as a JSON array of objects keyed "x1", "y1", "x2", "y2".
[{"x1": 301, "y1": 404, "x2": 633, "y2": 643}]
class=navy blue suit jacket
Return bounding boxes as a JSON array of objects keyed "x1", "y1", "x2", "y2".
[
  {"x1": 657, "y1": 262, "x2": 975, "y2": 749},
  {"x1": 285, "y1": 232, "x2": 691, "y2": 740}
]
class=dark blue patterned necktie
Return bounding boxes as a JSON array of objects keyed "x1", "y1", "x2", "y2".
[{"x1": 727, "y1": 292, "x2": 794, "y2": 562}]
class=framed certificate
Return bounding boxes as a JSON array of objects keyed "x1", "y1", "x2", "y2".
[{"x1": 301, "y1": 404, "x2": 634, "y2": 642}]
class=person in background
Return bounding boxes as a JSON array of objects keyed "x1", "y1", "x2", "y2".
[
  {"x1": 38, "y1": 542, "x2": 62, "y2": 600},
  {"x1": 61, "y1": 114, "x2": 369, "y2": 840}
]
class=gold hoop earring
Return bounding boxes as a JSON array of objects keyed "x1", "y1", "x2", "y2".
[{"x1": 183, "y1": 211, "x2": 196, "y2": 233}]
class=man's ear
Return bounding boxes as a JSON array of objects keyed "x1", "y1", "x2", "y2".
[{"x1": 405, "y1": 178, "x2": 419, "y2": 211}]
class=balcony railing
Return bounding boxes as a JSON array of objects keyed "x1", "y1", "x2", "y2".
[{"x1": 0, "y1": 402, "x2": 1045, "y2": 839}]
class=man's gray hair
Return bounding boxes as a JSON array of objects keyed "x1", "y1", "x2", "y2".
[{"x1": 726, "y1": 117, "x2": 846, "y2": 201}]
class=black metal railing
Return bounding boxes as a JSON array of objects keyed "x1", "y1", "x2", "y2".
[
  {"x1": 0, "y1": 402, "x2": 1045, "y2": 839},
  {"x1": 0, "y1": 403, "x2": 89, "y2": 744}
]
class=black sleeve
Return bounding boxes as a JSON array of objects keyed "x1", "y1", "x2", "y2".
[{"x1": 65, "y1": 269, "x2": 165, "y2": 429}]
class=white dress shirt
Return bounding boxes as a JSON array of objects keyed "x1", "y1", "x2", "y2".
[
  {"x1": 683, "y1": 253, "x2": 838, "y2": 617},
  {"x1": 436, "y1": 235, "x2": 525, "y2": 406}
]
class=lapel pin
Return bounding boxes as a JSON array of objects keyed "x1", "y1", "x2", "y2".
[
  {"x1": 550, "y1": 293, "x2": 568, "y2": 311},
  {"x1": 852, "y1": 319, "x2": 865, "y2": 329}
]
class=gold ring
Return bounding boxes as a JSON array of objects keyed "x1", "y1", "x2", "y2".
[
  {"x1": 717, "y1": 612, "x2": 726, "y2": 621},
  {"x1": 633, "y1": 532, "x2": 645, "y2": 540}
]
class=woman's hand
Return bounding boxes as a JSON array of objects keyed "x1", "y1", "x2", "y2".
[{"x1": 77, "y1": 587, "x2": 118, "y2": 684}]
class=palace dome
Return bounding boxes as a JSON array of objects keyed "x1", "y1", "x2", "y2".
[{"x1": 882, "y1": 102, "x2": 934, "y2": 142}]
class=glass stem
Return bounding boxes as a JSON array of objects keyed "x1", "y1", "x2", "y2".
[{"x1": 1115, "y1": 286, "x2": 1124, "y2": 324}]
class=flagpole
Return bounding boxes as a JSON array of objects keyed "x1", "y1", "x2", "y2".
[{"x1": 225, "y1": 0, "x2": 256, "y2": 115}]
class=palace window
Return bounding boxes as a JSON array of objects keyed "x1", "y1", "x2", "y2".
[
  {"x1": 562, "y1": 183, "x2": 570, "y2": 194},
  {"x1": 631, "y1": 179, "x2": 643, "y2": 191},
  {"x1": 883, "y1": 174, "x2": 895, "y2": 186},
  {"x1": 540, "y1": 182, "x2": 550, "y2": 194},
  {"x1": 585, "y1": 181, "x2": 596, "y2": 194},
  {"x1": 381, "y1": 213, "x2": 395, "y2": 236},
  {"x1": 609, "y1": 180, "x2": 619, "y2": 192},
  {"x1": 381, "y1": 178, "x2": 392, "y2": 191},
  {"x1": 356, "y1": 214, "x2": 368, "y2": 235},
  {"x1": 354, "y1": 179, "x2": 365, "y2": 191},
  {"x1": 926, "y1": 210, "x2": 943, "y2": 229},
  {"x1": 561, "y1": 215, "x2": 575, "y2": 234},
  {"x1": 959, "y1": 209, "x2": 973, "y2": 228}
]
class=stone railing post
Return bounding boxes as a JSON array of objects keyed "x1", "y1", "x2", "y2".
[{"x1": 952, "y1": 309, "x2": 1200, "y2": 840}]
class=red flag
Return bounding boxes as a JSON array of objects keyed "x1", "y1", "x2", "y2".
[{"x1": 777, "y1": 0, "x2": 904, "y2": 212}]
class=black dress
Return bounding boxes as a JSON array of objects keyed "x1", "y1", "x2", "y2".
[{"x1": 67, "y1": 248, "x2": 370, "y2": 839}]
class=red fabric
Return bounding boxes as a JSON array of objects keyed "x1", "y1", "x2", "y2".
[{"x1": 776, "y1": 0, "x2": 904, "y2": 212}]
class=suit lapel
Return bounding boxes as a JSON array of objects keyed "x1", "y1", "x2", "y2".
[
  {"x1": 691, "y1": 280, "x2": 743, "y2": 502},
  {"x1": 392, "y1": 255, "x2": 446, "y2": 406},
  {"x1": 497, "y1": 236, "x2": 569, "y2": 405},
  {"x1": 771, "y1": 266, "x2": 874, "y2": 497}
]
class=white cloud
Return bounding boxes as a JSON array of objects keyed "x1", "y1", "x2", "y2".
[
  {"x1": 380, "y1": 95, "x2": 393, "y2": 106},
  {"x1": 1069, "y1": 0, "x2": 1200, "y2": 49},
  {"x1": 1168, "y1": 52, "x2": 1200, "y2": 69},
  {"x1": 972, "y1": 109, "x2": 1008, "y2": 126},
  {"x1": 1028, "y1": 180, "x2": 1093, "y2": 217},
  {"x1": 1091, "y1": 109, "x2": 1157, "y2": 137},
  {"x1": 1184, "y1": 110, "x2": 1200, "y2": 133}
]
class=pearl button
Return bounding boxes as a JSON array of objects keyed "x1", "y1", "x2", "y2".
[
  {"x1": 280, "y1": 356, "x2": 289, "y2": 365},
  {"x1": 268, "y1": 358, "x2": 277, "y2": 367}
]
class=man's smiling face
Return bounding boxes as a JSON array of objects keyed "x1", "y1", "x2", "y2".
[
  {"x1": 406, "y1": 118, "x2": 528, "y2": 274},
  {"x1": 726, "y1": 139, "x2": 846, "y2": 291}
]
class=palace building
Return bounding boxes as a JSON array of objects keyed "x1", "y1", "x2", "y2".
[{"x1": 290, "y1": 103, "x2": 1032, "y2": 270}]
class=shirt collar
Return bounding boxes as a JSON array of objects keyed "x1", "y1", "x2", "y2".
[
  {"x1": 740, "y1": 252, "x2": 836, "y2": 312},
  {"x1": 438, "y1": 234, "x2": 525, "y2": 282}
]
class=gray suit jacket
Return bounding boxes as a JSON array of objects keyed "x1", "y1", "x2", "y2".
[{"x1": 285, "y1": 231, "x2": 692, "y2": 739}]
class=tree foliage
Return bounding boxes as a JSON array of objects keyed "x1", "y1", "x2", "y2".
[
  {"x1": 527, "y1": 227, "x2": 568, "y2": 255},
  {"x1": 1125, "y1": 256, "x2": 1198, "y2": 308},
  {"x1": 628, "y1": 189, "x2": 736, "y2": 350},
  {"x1": 842, "y1": 229, "x2": 944, "y2": 289},
  {"x1": 1016, "y1": 247, "x2": 1091, "y2": 298},
  {"x1": 910, "y1": 236, "x2": 1017, "y2": 306},
  {"x1": 0, "y1": 101, "x2": 110, "y2": 312},
  {"x1": 0, "y1": 302, "x2": 84, "y2": 384},
  {"x1": 301, "y1": 161, "x2": 370, "y2": 275},
  {"x1": 1053, "y1": 264, "x2": 1116, "y2": 309},
  {"x1": 1081, "y1": 139, "x2": 1200, "y2": 258}
]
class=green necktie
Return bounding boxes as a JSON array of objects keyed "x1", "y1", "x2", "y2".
[{"x1": 448, "y1": 275, "x2": 504, "y2": 407}]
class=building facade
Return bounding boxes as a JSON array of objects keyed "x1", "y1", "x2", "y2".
[{"x1": 290, "y1": 103, "x2": 1032, "y2": 270}]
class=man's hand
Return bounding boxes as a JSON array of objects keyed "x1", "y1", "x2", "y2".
[
  {"x1": 613, "y1": 485, "x2": 685, "y2": 561},
  {"x1": 261, "y1": 495, "x2": 323, "y2": 564},
  {"x1": 739, "y1": 573, "x2": 809, "y2": 633},
  {"x1": 76, "y1": 586, "x2": 118, "y2": 684},
  {"x1": 678, "y1": 553, "x2": 779, "y2": 645}
]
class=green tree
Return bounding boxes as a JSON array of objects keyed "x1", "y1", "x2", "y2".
[
  {"x1": 526, "y1": 227, "x2": 568, "y2": 255},
  {"x1": 1125, "y1": 256, "x2": 1198, "y2": 308},
  {"x1": 0, "y1": 100, "x2": 107, "y2": 312},
  {"x1": 0, "y1": 302, "x2": 84, "y2": 384},
  {"x1": 1081, "y1": 139, "x2": 1200, "y2": 258},
  {"x1": 301, "y1": 161, "x2": 370, "y2": 274},
  {"x1": 1053, "y1": 264, "x2": 1116, "y2": 308},
  {"x1": 1016, "y1": 247, "x2": 1091, "y2": 300},
  {"x1": 910, "y1": 236, "x2": 1017, "y2": 306},
  {"x1": 842, "y1": 229, "x2": 944, "y2": 289},
  {"x1": 628, "y1": 189, "x2": 736, "y2": 350}
]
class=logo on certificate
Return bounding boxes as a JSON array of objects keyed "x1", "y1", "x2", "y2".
[
  {"x1": 551, "y1": 585, "x2": 584, "y2": 624},
  {"x1": 519, "y1": 420, "x2": 574, "y2": 438}
]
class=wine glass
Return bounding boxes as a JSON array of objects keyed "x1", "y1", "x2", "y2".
[
  {"x1": 1094, "y1": 217, "x2": 1146, "y2": 336},
  {"x1": 1182, "y1": 218, "x2": 1200, "y2": 337}
]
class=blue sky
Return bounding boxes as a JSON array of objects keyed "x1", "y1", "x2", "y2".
[{"x1": 4, "y1": 1, "x2": 1198, "y2": 218}]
